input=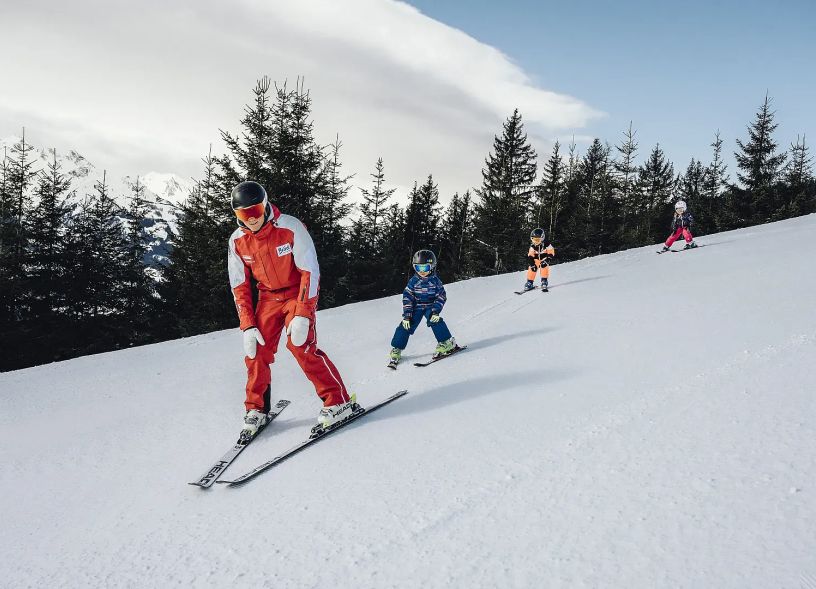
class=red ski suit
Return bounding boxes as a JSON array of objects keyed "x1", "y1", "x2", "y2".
[{"x1": 228, "y1": 205, "x2": 349, "y2": 412}]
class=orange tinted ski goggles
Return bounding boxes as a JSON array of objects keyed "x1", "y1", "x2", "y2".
[
  {"x1": 531, "y1": 237, "x2": 543, "y2": 244},
  {"x1": 234, "y1": 202, "x2": 266, "y2": 222}
]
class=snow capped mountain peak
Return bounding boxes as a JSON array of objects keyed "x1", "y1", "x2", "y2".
[
  {"x1": 139, "y1": 171, "x2": 195, "y2": 206},
  {"x1": 63, "y1": 150, "x2": 95, "y2": 179},
  {"x1": 2, "y1": 136, "x2": 185, "y2": 266}
]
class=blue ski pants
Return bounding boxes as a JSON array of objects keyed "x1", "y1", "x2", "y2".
[{"x1": 390, "y1": 306, "x2": 452, "y2": 350}]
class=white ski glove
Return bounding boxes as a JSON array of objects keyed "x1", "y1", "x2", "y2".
[
  {"x1": 243, "y1": 327, "x2": 266, "y2": 359},
  {"x1": 429, "y1": 314, "x2": 441, "y2": 323},
  {"x1": 286, "y1": 315, "x2": 310, "y2": 347}
]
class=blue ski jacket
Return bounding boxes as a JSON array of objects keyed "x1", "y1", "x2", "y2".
[{"x1": 402, "y1": 274, "x2": 447, "y2": 318}]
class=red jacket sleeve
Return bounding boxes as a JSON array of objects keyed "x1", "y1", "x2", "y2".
[{"x1": 228, "y1": 231, "x2": 256, "y2": 330}]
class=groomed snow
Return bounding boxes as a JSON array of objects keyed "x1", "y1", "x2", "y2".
[{"x1": 1, "y1": 215, "x2": 815, "y2": 588}]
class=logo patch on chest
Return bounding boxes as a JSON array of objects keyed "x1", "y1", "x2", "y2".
[{"x1": 276, "y1": 243, "x2": 293, "y2": 257}]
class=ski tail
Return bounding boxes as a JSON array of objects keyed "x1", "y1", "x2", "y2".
[{"x1": 188, "y1": 399, "x2": 290, "y2": 488}]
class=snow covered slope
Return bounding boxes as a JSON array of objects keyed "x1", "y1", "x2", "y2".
[{"x1": 1, "y1": 216, "x2": 815, "y2": 588}]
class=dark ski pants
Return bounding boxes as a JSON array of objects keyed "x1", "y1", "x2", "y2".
[{"x1": 390, "y1": 307, "x2": 452, "y2": 350}]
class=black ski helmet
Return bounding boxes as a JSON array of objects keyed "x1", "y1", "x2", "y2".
[
  {"x1": 411, "y1": 249, "x2": 437, "y2": 273},
  {"x1": 231, "y1": 181, "x2": 271, "y2": 226},
  {"x1": 530, "y1": 228, "x2": 545, "y2": 241},
  {"x1": 231, "y1": 181, "x2": 267, "y2": 210}
]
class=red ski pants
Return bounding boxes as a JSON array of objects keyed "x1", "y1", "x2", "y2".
[
  {"x1": 665, "y1": 226, "x2": 693, "y2": 247},
  {"x1": 244, "y1": 289, "x2": 349, "y2": 412}
]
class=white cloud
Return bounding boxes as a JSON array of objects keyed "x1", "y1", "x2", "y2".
[{"x1": 0, "y1": 0, "x2": 603, "y2": 204}]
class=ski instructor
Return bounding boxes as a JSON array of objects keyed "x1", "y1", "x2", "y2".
[{"x1": 227, "y1": 181, "x2": 356, "y2": 440}]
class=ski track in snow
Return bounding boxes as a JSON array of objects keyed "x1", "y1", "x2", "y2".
[{"x1": 1, "y1": 215, "x2": 816, "y2": 588}]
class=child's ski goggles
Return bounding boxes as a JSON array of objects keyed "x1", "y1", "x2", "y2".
[
  {"x1": 234, "y1": 202, "x2": 266, "y2": 222},
  {"x1": 531, "y1": 237, "x2": 543, "y2": 244},
  {"x1": 413, "y1": 263, "x2": 432, "y2": 273}
]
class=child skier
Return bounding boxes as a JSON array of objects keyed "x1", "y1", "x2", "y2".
[
  {"x1": 388, "y1": 250, "x2": 458, "y2": 366},
  {"x1": 523, "y1": 228, "x2": 555, "y2": 292},
  {"x1": 660, "y1": 200, "x2": 697, "y2": 252}
]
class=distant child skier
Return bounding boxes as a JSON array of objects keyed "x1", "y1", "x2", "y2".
[
  {"x1": 388, "y1": 250, "x2": 458, "y2": 366},
  {"x1": 523, "y1": 228, "x2": 555, "y2": 292},
  {"x1": 660, "y1": 200, "x2": 697, "y2": 252}
]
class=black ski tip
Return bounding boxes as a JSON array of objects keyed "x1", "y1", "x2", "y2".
[{"x1": 413, "y1": 345, "x2": 468, "y2": 366}]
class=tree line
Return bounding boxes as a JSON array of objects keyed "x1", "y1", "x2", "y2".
[{"x1": 1, "y1": 79, "x2": 813, "y2": 371}]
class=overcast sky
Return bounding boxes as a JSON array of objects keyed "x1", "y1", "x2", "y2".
[
  {"x1": 3, "y1": 0, "x2": 813, "y2": 207},
  {"x1": 1, "y1": 0, "x2": 603, "y2": 204}
]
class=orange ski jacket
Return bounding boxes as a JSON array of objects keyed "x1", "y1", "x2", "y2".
[{"x1": 527, "y1": 243, "x2": 555, "y2": 268}]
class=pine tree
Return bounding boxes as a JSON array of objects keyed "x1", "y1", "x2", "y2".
[
  {"x1": 734, "y1": 94, "x2": 787, "y2": 223},
  {"x1": 358, "y1": 157, "x2": 396, "y2": 246},
  {"x1": 379, "y1": 203, "x2": 411, "y2": 294},
  {"x1": 67, "y1": 172, "x2": 128, "y2": 318},
  {"x1": 678, "y1": 159, "x2": 706, "y2": 206},
  {"x1": 635, "y1": 144, "x2": 676, "y2": 245},
  {"x1": 343, "y1": 158, "x2": 397, "y2": 303},
  {"x1": 121, "y1": 176, "x2": 156, "y2": 340},
  {"x1": 471, "y1": 109, "x2": 537, "y2": 275},
  {"x1": 0, "y1": 131, "x2": 39, "y2": 329},
  {"x1": 702, "y1": 131, "x2": 731, "y2": 231},
  {"x1": 220, "y1": 76, "x2": 274, "y2": 191},
  {"x1": 254, "y1": 77, "x2": 326, "y2": 226},
  {"x1": 536, "y1": 141, "x2": 565, "y2": 240},
  {"x1": 437, "y1": 190, "x2": 473, "y2": 282},
  {"x1": 0, "y1": 147, "x2": 12, "y2": 255},
  {"x1": 62, "y1": 172, "x2": 130, "y2": 356},
  {"x1": 570, "y1": 139, "x2": 617, "y2": 256},
  {"x1": 0, "y1": 147, "x2": 14, "y2": 331},
  {"x1": 554, "y1": 138, "x2": 585, "y2": 260},
  {"x1": 404, "y1": 175, "x2": 442, "y2": 255},
  {"x1": 613, "y1": 123, "x2": 639, "y2": 242},
  {"x1": 9, "y1": 131, "x2": 39, "y2": 262},
  {"x1": 314, "y1": 135, "x2": 352, "y2": 307},
  {"x1": 160, "y1": 148, "x2": 235, "y2": 336},
  {"x1": 783, "y1": 135, "x2": 815, "y2": 216},
  {"x1": 26, "y1": 149, "x2": 75, "y2": 320}
]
